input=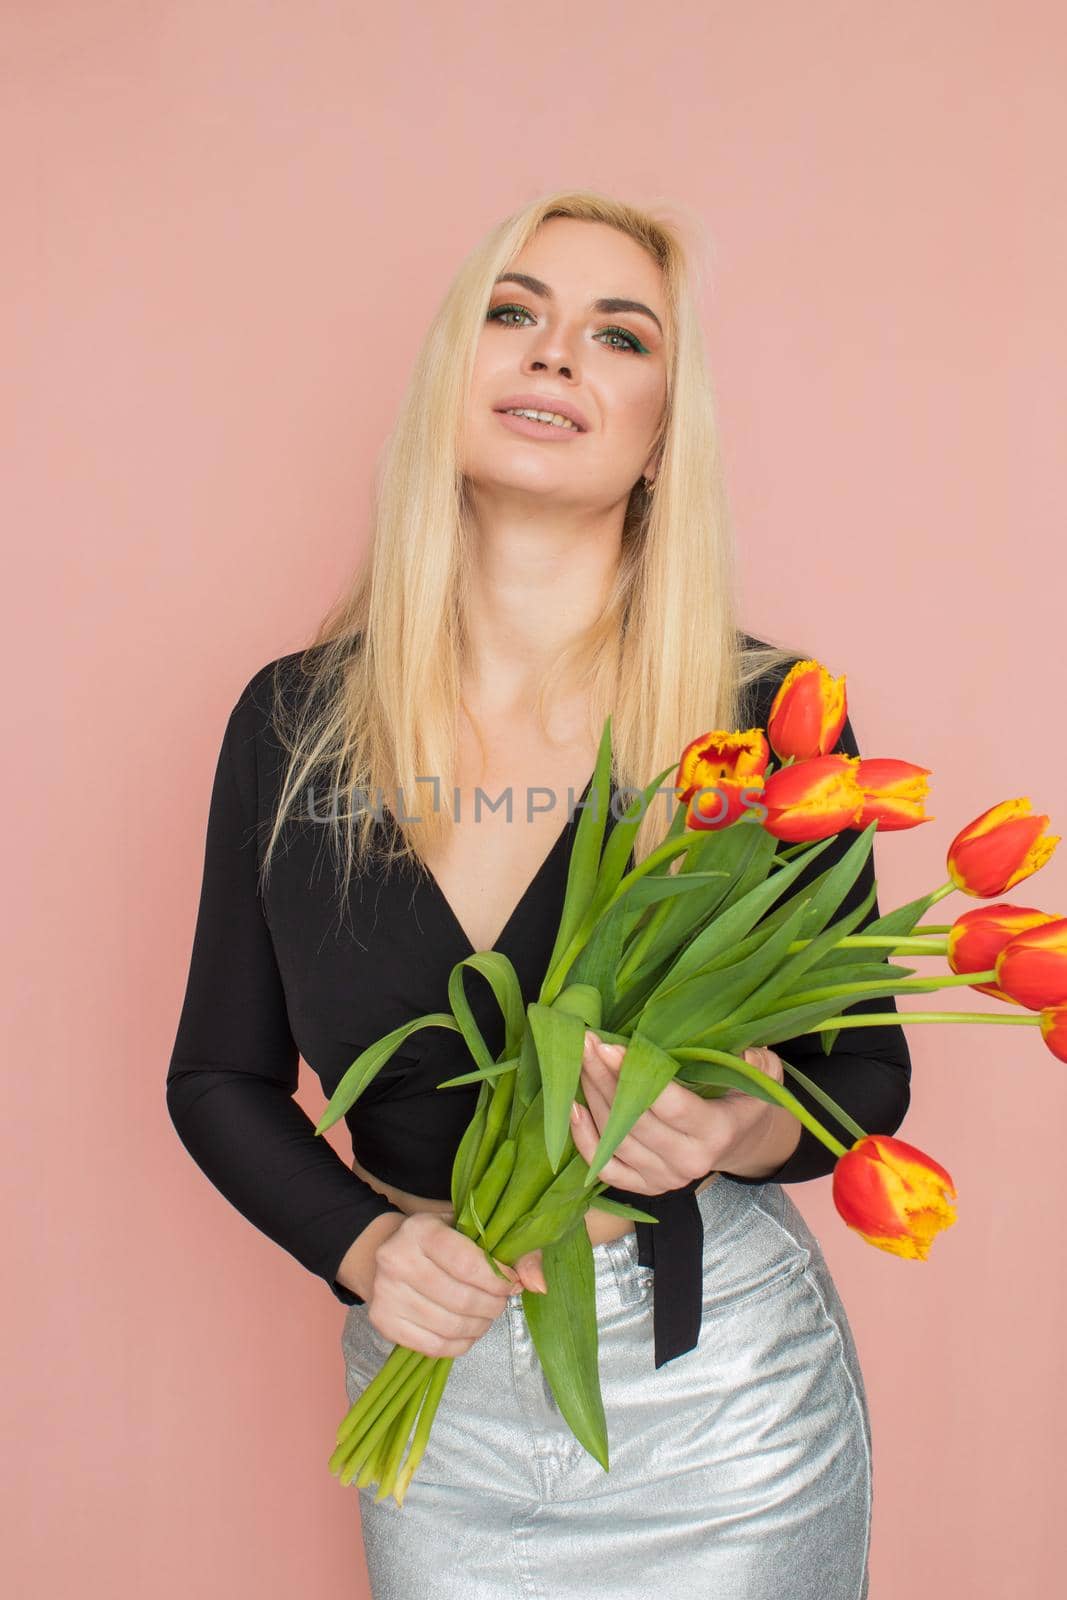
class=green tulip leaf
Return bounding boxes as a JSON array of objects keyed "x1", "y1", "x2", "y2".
[
  {"x1": 316, "y1": 1012, "x2": 459, "y2": 1133},
  {"x1": 523, "y1": 1222, "x2": 609, "y2": 1471}
]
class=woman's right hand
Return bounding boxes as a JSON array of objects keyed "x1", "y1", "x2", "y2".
[{"x1": 366, "y1": 1212, "x2": 547, "y2": 1357}]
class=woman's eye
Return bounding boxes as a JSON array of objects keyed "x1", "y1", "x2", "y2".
[
  {"x1": 486, "y1": 305, "x2": 649, "y2": 354},
  {"x1": 597, "y1": 325, "x2": 648, "y2": 354},
  {"x1": 487, "y1": 303, "x2": 535, "y2": 328}
]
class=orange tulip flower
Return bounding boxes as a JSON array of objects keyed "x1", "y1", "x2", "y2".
[
  {"x1": 851, "y1": 757, "x2": 934, "y2": 832},
  {"x1": 758, "y1": 752, "x2": 865, "y2": 843},
  {"x1": 678, "y1": 727, "x2": 771, "y2": 832},
  {"x1": 994, "y1": 916, "x2": 1067, "y2": 1011},
  {"x1": 947, "y1": 904, "x2": 1061, "y2": 1003},
  {"x1": 766, "y1": 659, "x2": 848, "y2": 762},
  {"x1": 832, "y1": 1134, "x2": 958, "y2": 1260},
  {"x1": 1039, "y1": 1005, "x2": 1067, "y2": 1064},
  {"x1": 947, "y1": 799, "x2": 1060, "y2": 898}
]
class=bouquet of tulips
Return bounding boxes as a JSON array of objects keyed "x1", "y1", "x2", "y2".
[{"x1": 315, "y1": 658, "x2": 1064, "y2": 1505}]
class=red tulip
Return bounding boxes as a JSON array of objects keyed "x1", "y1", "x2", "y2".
[
  {"x1": 677, "y1": 727, "x2": 771, "y2": 832},
  {"x1": 766, "y1": 659, "x2": 848, "y2": 762},
  {"x1": 947, "y1": 903, "x2": 1061, "y2": 1003},
  {"x1": 759, "y1": 752, "x2": 865, "y2": 843},
  {"x1": 994, "y1": 916, "x2": 1067, "y2": 1011},
  {"x1": 1039, "y1": 1005, "x2": 1067, "y2": 1064},
  {"x1": 832, "y1": 1134, "x2": 958, "y2": 1260},
  {"x1": 851, "y1": 757, "x2": 934, "y2": 832},
  {"x1": 947, "y1": 799, "x2": 1060, "y2": 898}
]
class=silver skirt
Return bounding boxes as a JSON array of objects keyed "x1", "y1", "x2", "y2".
[{"x1": 341, "y1": 1176, "x2": 872, "y2": 1599}]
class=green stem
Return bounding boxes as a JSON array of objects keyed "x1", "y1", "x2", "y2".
[
  {"x1": 339, "y1": 1358, "x2": 430, "y2": 1486},
  {"x1": 374, "y1": 1366, "x2": 433, "y2": 1503},
  {"x1": 786, "y1": 934, "x2": 948, "y2": 954},
  {"x1": 673, "y1": 1045, "x2": 850, "y2": 1159},
  {"x1": 467, "y1": 1068, "x2": 516, "y2": 1197},
  {"x1": 394, "y1": 1357, "x2": 454, "y2": 1506},
  {"x1": 334, "y1": 1344, "x2": 424, "y2": 1451},
  {"x1": 804, "y1": 1010, "x2": 1041, "y2": 1029},
  {"x1": 781, "y1": 1059, "x2": 868, "y2": 1141},
  {"x1": 783, "y1": 969, "x2": 999, "y2": 1006}
]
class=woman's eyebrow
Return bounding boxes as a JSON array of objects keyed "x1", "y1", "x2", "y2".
[{"x1": 493, "y1": 272, "x2": 663, "y2": 335}]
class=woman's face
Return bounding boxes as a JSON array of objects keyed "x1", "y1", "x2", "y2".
[{"x1": 462, "y1": 217, "x2": 668, "y2": 510}]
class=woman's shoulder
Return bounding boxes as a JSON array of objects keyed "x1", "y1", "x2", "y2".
[
  {"x1": 230, "y1": 633, "x2": 364, "y2": 732},
  {"x1": 215, "y1": 636, "x2": 363, "y2": 824}
]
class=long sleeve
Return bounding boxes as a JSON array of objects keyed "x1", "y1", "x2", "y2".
[
  {"x1": 727, "y1": 702, "x2": 913, "y2": 1185},
  {"x1": 165, "y1": 673, "x2": 403, "y2": 1305}
]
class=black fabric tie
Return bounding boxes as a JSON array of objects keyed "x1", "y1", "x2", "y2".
[{"x1": 629, "y1": 1178, "x2": 705, "y2": 1369}]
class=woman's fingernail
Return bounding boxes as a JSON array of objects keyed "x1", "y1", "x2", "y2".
[{"x1": 570, "y1": 1101, "x2": 581, "y2": 1122}]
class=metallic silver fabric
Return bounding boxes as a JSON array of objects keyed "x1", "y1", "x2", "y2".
[{"x1": 341, "y1": 1176, "x2": 872, "y2": 1598}]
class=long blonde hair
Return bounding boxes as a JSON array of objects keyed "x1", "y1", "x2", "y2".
[{"x1": 260, "y1": 186, "x2": 805, "y2": 921}]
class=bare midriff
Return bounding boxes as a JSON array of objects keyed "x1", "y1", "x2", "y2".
[{"x1": 350, "y1": 1150, "x2": 719, "y2": 1247}]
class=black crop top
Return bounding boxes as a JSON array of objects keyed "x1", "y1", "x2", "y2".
[{"x1": 166, "y1": 633, "x2": 912, "y2": 1369}]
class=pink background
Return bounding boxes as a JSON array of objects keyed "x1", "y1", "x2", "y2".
[{"x1": 4, "y1": 3, "x2": 1064, "y2": 1595}]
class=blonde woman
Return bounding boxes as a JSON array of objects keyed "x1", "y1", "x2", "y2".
[{"x1": 167, "y1": 189, "x2": 910, "y2": 1598}]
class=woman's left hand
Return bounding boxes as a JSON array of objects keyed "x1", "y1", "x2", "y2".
[{"x1": 568, "y1": 1031, "x2": 796, "y2": 1193}]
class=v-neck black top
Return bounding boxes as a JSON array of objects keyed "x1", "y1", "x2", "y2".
[{"x1": 166, "y1": 633, "x2": 912, "y2": 1369}]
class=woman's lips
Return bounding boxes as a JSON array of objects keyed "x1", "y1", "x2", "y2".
[{"x1": 494, "y1": 411, "x2": 585, "y2": 441}]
